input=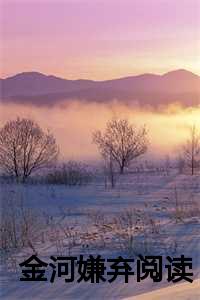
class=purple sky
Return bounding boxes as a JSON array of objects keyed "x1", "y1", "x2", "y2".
[{"x1": 1, "y1": 0, "x2": 200, "y2": 79}]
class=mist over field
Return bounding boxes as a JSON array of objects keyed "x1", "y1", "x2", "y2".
[{"x1": 0, "y1": 100, "x2": 199, "y2": 161}]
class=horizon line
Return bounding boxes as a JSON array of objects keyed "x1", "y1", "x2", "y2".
[{"x1": 1, "y1": 68, "x2": 199, "y2": 82}]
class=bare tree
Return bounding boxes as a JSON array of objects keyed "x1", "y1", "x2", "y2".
[
  {"x1": 164, "y1": 155, "x2": 171, "y2": 176},
  {"x1": 182, "y1": 125, "x2": 200, "y2": 175},
  {"x1": 103, "y1": 154, "x2": 116, "y2": 188},
  {"x1": 176, "y1": 155, "x2": 185, "y2": 174},
  {"x1": 0, "y1": 117, "x2": 59, "y2": 182},
  {"x1": 93, "y1": 118, "x2": 148, "y2": 174}
]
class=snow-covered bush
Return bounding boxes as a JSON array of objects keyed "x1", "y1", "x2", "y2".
[{"x1": 45, "y1": 161, "x2": 93, "y2": 186}]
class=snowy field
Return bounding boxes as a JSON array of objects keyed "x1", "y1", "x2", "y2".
[
  {"x1": 125, "y1": 279, "x2": 200, "y2": 300},
  {"x1": 0, "y1": 172, "x2": 200, "y2": 299}
]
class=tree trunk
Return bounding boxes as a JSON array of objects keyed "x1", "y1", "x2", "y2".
[
  {"x1": 22, "y1": 174, "x2": 28, "y2": 183},
  {"x1": 120, "y1": 165, "x2": 124, "y2": 174},
  {"x1": 191, "y1": 155, "x2": 194, "y2": 176}
]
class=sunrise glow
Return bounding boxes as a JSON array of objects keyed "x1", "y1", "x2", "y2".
[{"x1": 1, "y1": 0, "x2": 200, "y2": 80}]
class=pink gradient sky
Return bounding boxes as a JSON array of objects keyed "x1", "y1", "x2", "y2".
[{"x1": 1, "y1": 0, "x2": 200, "y2": 79}]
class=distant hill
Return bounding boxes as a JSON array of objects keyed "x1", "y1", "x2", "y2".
[{"x1": 1, "y1": 69, "x2": 199, "y2": 107}]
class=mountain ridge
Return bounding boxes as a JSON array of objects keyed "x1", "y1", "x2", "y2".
[{"x1": 1, "y1": 69, "x2": 199, "y2": 107}]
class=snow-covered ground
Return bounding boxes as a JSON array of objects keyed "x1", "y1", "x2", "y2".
[
  {"x1": 125, "y1": 280, "x2": 200, "y2": 300},
  {"x1": 0, "y1": 172, "x2": 200, "y2": 299}
]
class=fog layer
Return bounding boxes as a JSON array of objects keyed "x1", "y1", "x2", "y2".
[{"x1": 0, "y1": 101, "x2": 199, "y2": 161}]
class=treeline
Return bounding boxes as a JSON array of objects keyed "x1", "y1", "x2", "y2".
[{"x1": 0, "y1": 117, "x2": 199, "y2": 185}]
